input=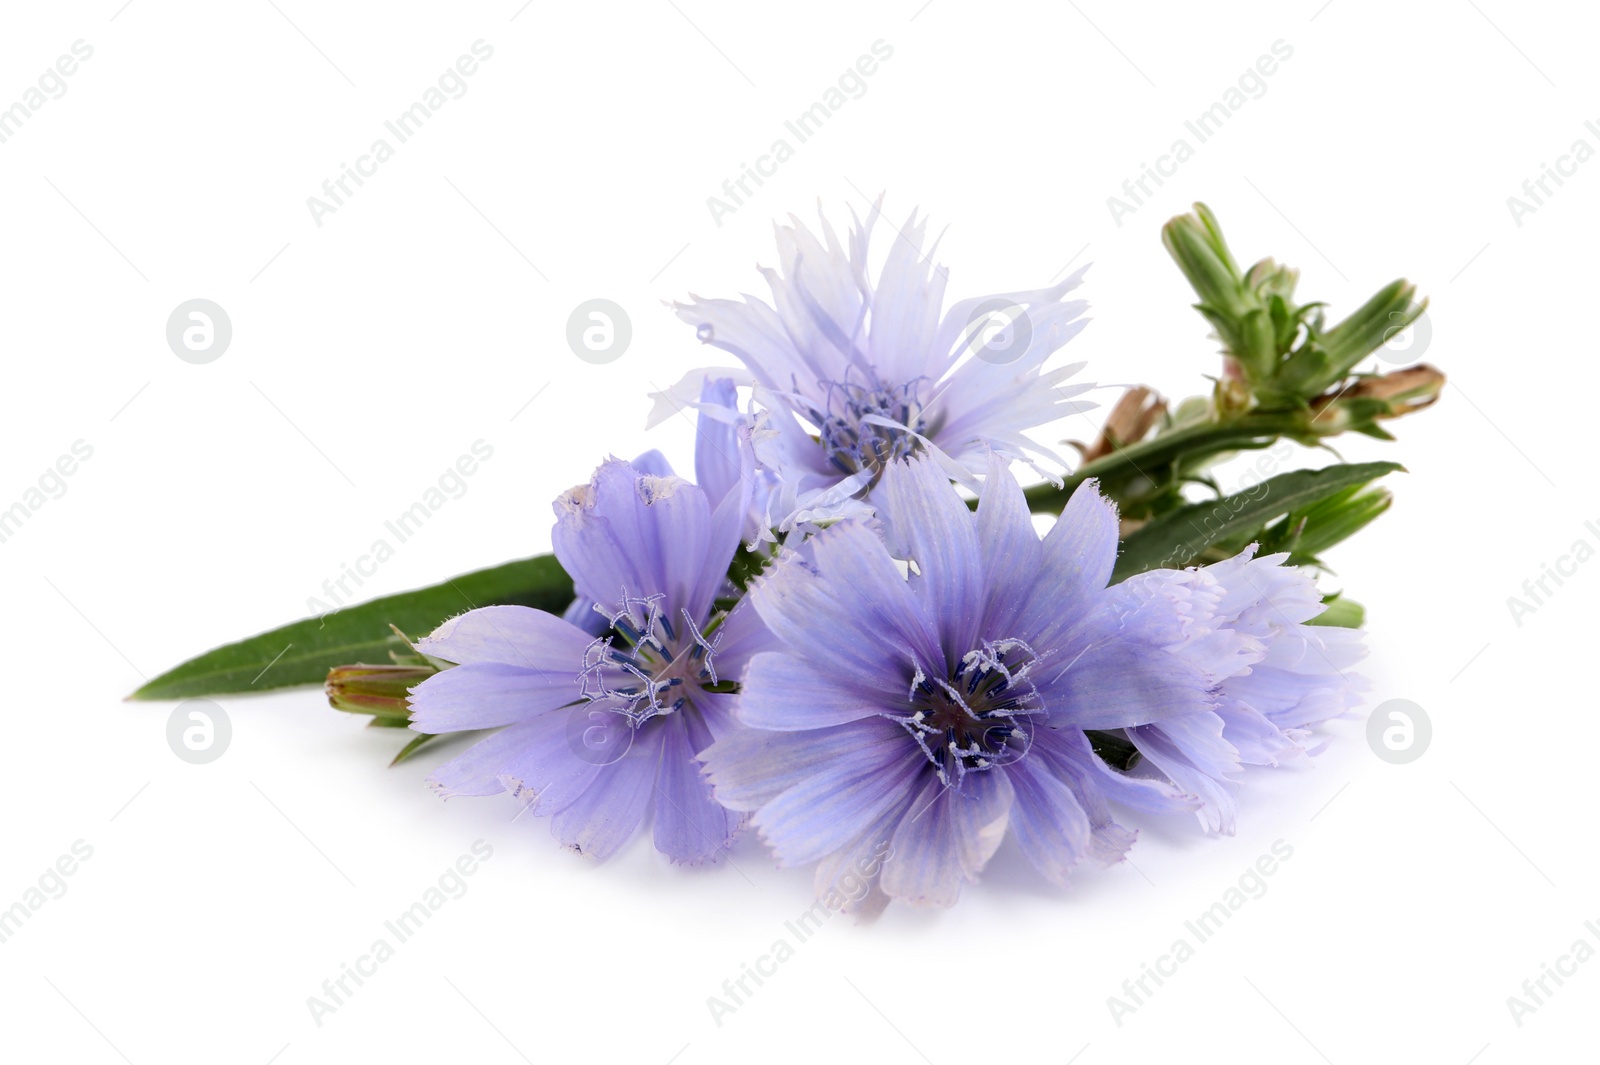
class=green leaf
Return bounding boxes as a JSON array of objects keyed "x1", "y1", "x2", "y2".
[
  {"x1": 389, "y1": 731, "x2": 443, "y2": 767},
  {"x1": 128, "y1": 555, "x2": 574, "y2": 701},
  {"x1": 1260, "y1": 484, "x2": 1393, "y2": 564},
  {"x1": 1111, "y1": 461, "x2": 1403, "y2": 582},
  {"x1": 1308, "y1": 595, "x2": 1365, "y2": 628}
]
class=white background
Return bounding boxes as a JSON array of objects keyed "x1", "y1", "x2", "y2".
[{"x1": 0, "y1": 1, "x2": 1591, "y2": 1061}]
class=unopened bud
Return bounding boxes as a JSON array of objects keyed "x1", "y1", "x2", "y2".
[
  {"x1": 1341, "y1": 363, "x2": 1446, "y2": 412},
  {"x1": 1310, "y1": 363, "x2": 1445, "y2": 434},
  {"x1": 1076, "y1": 386, "x2": 1167, "y2": 463},
  {"x1": 325, "y1": 664, "x2": 439, "y2": 721}
]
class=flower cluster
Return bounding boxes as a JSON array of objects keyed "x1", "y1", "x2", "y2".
[{"x1": 407, "y1": 206, "x2": 1366, "y2": 911}]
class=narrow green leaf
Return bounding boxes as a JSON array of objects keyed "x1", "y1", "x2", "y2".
[
  {"x1": 1264, "y1": 484, "x2": 1393, "y2": 563},
  {"x1": 128, "y1": 555, "x2": 573, "y2": 701},
  {"x1": 389, "y1": 731, "x2": 442, "y2": 767},
  {"x1": 1111, "y1": 462, "x2": 1403, "y2": 582}
]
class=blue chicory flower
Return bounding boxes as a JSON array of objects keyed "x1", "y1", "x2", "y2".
[
  {"x1": 1105, "y1": 549, "x2": 1368, "y2": 832},
  {"x1": 700, "y1": 455, "x2": 1220, "y2": 911},
  {"x1": 408, "y1": 379, "x2": 772, "y2": 863},
  {"x1": 653, "y1": 203, "x2": 1095, "y2": 533}
]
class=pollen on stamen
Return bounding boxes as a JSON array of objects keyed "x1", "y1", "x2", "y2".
[{"x1": 893, "y1": 636, "x2": 1047, "y2": 789}]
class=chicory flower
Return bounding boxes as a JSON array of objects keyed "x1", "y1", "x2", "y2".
[
  {"x1": 408, "y1": 380, "x2": 771, "y2": 863},
  {"x1": 655, "y1": 203, "x2": 1095, "y2": 532}
]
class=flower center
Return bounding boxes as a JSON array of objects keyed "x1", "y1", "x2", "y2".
[
  {"x1": 894, "y1": 638, "x2": 1043, "y2": 787},
  {"x1": 578, "y1": 591, "x2": 723, "y2": 728},
  {"x1": 809, "y1": 379, "x2": 929, "y2": 478}
]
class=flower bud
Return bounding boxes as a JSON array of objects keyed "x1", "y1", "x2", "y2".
[
  {"x1": 1309, "y1": 363, "x2": 1445, "y2": 434},
  {"x1": 1076, "y1": 386, "x2": 1167, "y2": 463},
  {"x1": 325, "y1": 664, "x2": 439, "y2": 721}
]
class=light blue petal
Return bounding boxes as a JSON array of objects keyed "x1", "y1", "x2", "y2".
[
  {"x1": 1005, "y1": 749, "x2": 1095, "y2": 887},
  {"x1": 1037, "y1": 638, "x2": 1216, "y2": 730},
  {"x1": 879, "y1": 770, "x2": 1014, "y2": 907},
  {"x1": 672, "y1": 294, "x2": 800, "y2": 393},
  {"x1": 426, "y1": 720, "x2": 548, "y2": 798},
  {"x1": 737, "y1": 652, "x2": 892, "y2": 730},
  {"x1": 750, "y1": 522, "x2": 945, "y2": 686},
  {"x1": 927, "y1": 266, "x2": 1089, "y2": 372},
  {"x1": 1218, "y1": 702, "x2": 1300, "y2": 766},
  {"x1": 705, "y1": 598, "x2": 779, "y2": 680},
  {"x1": 753, "y1": 742, "x2": 926, "y2": 867},
  {"x1": 693, "y1": 377, "x2": 743, "y2": 512},
  {"x1": 408, "y1": 662, "x2": 581, "y2": 733},
  {"x1": 653, "y1": 712, "x2": 740, "y2": 864},
  {"x1": 693, "y1": 380, "x2": 757, "y2": 614},
  {"x1": 628, "y1": 449, "x2": 676, "y2": 479},
  {"x1": 975, "y1": 451, "x2": 1045, "y2": 635},
  {"x1": 879, "y1": 455, "x2": 984, "y2": 662},
  {"x1": 503, "y1": 707, "x2": 617, "y2": 815},
  {"x1": 426, "y1": 711, "x2": 599, "y2": 808},
  {"x1": 1068, "y1": 728, "x2": 1202, "y2": 815},
  {"x1": 863, "y1": 210, "x2": 946, "y2": 384},
  {"x1": 548, "y1": 727, "x2": 666, "y2": 859},
  {"x1": 418, "y1": 605, "x2": 594, "y2": 669},
  {"x1": 1019, "y1": 479, "x2": 1120, "y2": 649},
  {"x1": 703, "y1": 715, "x2": 908, "y2": 811},
  {"x1": 1129, "y1": 712, "x2": 1240, "y2": 834},
  {"x1": 552, "y1": 459, "x2": 717, "y2": 620},
  {"x1": 560, "y1": 594, "x2": 611, "y2": 637},
  {"x1": 1033, "y1": 730, "x2": 1141, "y2": 866},
  {"x1": 811, "y1": 798, "x2": 907, "y2": 918}
]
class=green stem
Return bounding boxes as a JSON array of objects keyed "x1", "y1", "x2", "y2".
[{"x1": 1024, "y1": 410, "x2": 1307, "y2": 513}]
